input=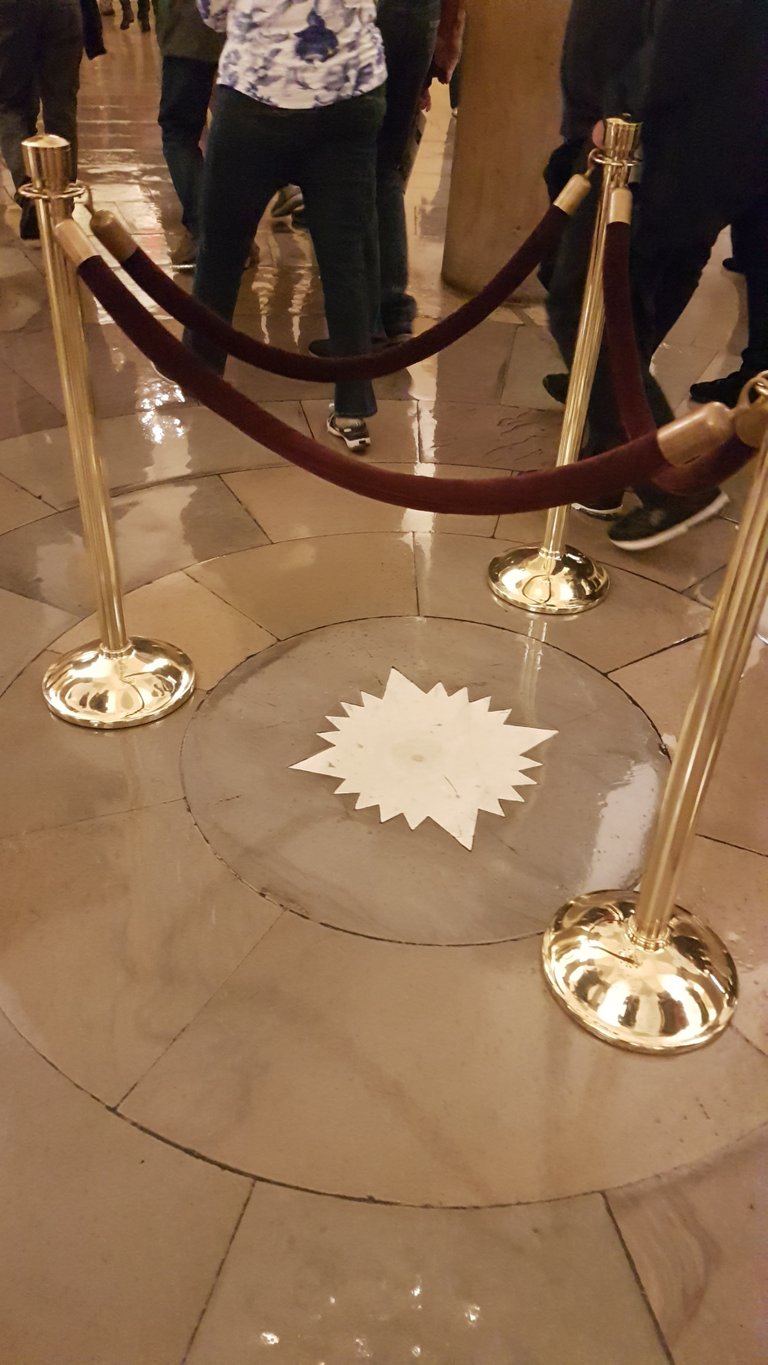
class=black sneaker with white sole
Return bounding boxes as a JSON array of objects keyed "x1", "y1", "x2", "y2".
[
  {"x1": 608, "y1": 490, "x2": 728, "y2": 551},
  {"x1": 327, "y1": 409, "x2": 370, "y2": 454}
]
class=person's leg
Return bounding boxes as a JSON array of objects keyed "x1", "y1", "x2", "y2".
[
  {"x1": 375, "y1": 0, "x2": 439, "y2": 338},
  {"x1": 301, "y1": 87, "x2": 385, "y2": 421},
  {"x1": 158, "y1": 56, "x2": 216, "y2": 241},
  {"x1": 137, "y1": 0, "x2": 151, "y2": 30},
  {"x1": 0, "y1": 0, "x2": 41, "y2": 203},
  {"x1": 186, "y1": 86, "x2": 288, "y2": 373},
  {"x1": 38, "y1": 0, "x2": 83, "y2": 176}
]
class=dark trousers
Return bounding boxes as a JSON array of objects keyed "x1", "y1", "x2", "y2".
[
  {"x1": 0, "y1": 0, "x2": 82, "y2": 230},
  {"x1": 158, "y1": 55, "x2": 216, "y2": 239},
  {"x1": 731, "y1": 192, "x2": 768, "y2": 375},
  {"x1": 547, "y1": 155, "x2": 731, "y2": 477},
  {"x1": 187, "y1": 83, "x2": 385, "y2": 419},
  {"x1": 375, "y1": 0, "x2": 440, "y2": 336}
]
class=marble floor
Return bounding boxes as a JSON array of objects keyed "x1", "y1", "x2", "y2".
[{"x1": 0, "y1": 20, "x2": 766, "y2": 1365}]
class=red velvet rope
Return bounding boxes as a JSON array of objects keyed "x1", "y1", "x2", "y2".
[
  {"x1": 104, "y1": 205, "x2": 568, "y2": 382},
  {"x1": 603, "y1": 221, "x2": 755, "y2": 493},
  {"x1": 78, "y1": 253, "x2": 672, "y2": 516}
]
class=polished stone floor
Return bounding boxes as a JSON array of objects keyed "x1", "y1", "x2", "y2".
[{"x1": 0, "y1": 21, "x2": 766, "y2": 1365}]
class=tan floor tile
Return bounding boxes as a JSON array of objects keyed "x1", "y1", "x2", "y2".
[
  {"x1": 609, "y1": 1129, "x2": 767, "y2": 1365},
  {"x1": 52, "y1": 570, "x2": 275, "y2": 691},
  {"x1": 223, "y1": 463, "x2": 497, "y2": 541},
  {"x1": 123, "y1": 921, "x2": 768, "y2": 1206},
  {"x1": 495, "y1": 505, "x2": 738, "y2": 593},
  {"x1": 0, "y1": 586, "x2": 76, "y2": 697},
  {"x1": 0, "y1": 471, "x2": 53, "y2": 534},
  {"x1": 186, "y1": 1184, "x2": 668, "y2": 1365},
  {"x1": 0, "y1": 802, "x2": 280, "y2": 1103},
  {"x1": 419, "y1": 400, "x2": 561, "y2": 470},
  {"x1": 679, "y1": 836, "x2": 768, "y2": 1056},
  {"x1": 499, "y1": 325, "x2": 564, "y2": 410},
  {"x1": 0, "y1": 245, "x2": 48, "y2": 334},
  {"x1": 0, "y1": 404, "x2": 303, "y2": 510},
  {"x1": 652, "y1": 340, "x2": 722, "y2": 410},
  {"x1": 0, "y1": 1014, "x2": 248, "y2": 1365},
  {"x1": 301, "y1": 395, "x2": 420, "y2": 463},
  {"x1": 415, "y1": 532, "x2": 709, "y2": 672},
  {"x1": 0, "y1": 477, "x2": 267, "y2": 614},
  {"x1": 0, "y1": 354, "x2": 63, "y2": 439},
  {"x1": 183, "y1": 617, "x2": 667, "y2": 945},
  {"x1": 376, "y1": 317, "x2": 520, "y2": 405},
  {"x1": 0, "y1": 652, "x2": 193, "y2": 840},
  {"x1": 189, "y1": 533, "x2": 417, "y2": 639},
  {"x1": 612, "y1": 639, "x2": 768, "y2": 854}
]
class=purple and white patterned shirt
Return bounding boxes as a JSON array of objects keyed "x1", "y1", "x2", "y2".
[{"x1": 197, "y1": 0, "x2": 386, "y2": 109}]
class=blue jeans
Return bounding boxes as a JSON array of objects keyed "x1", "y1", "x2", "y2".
[
  {"x1": 158, "y1": 55, "x2": 216, "y2": 239},
  {"x1": 375, "y1": 0, "x2": 440, "y2": 336},
  {"x1": 187, "y1": 83, "x2": 385, "y2": 419}
]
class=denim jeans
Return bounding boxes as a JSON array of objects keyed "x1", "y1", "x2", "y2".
[
  {"x1": 375, "y1": 0, "x2": 440, "y2": 336},
  {"x1": 158, "y1": 55, "x2": 216, "y2": 239},
  {"x1": 187, "y1": 83, "x2": 385, "y2": 419},
  {"x1": 0, "y1": 0, "x2": 82, "y2": 232}
]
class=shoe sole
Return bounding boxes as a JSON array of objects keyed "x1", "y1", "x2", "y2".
[
  {"x1": 572, "y1": 502, "x2": 624, "y2": 520},
  {"x1": 326, "y1": 419, "x2": 370, "y2": 454},
  {"x1": 611, "y1": 492, "x2": 729, "y2": 551}
]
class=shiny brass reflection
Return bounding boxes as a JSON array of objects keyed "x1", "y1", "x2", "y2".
[
  {"x1": 21, "y1": 135, "x2": 195, "y2": 729},
  {"x1": 542, "y1": 891, "x2": 737, "y2": 1053},
  {"x1": 489, "y1": 116, "x2": 641, "y2": 617}
]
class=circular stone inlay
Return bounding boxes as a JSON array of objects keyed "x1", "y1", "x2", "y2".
[{"x1": 183, "y1": 618, "x2": 668, "y2": 945}]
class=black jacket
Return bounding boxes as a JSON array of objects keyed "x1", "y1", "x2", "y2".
[{"x1": 561, "y1": 0, "x2": 768, "y2": 233}]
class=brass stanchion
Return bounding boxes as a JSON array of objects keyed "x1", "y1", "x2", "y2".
[
  {"x1": 542, "y1": 389, "x2": 768, "y2": 1052},
  {"x1": 489, "y1": 116, "x2": 641, "y2": 615},
  {"x1": 21, "y1": 135, "x2": 194, "y2": 728}
]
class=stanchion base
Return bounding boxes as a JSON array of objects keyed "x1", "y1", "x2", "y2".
[
  {"x1": 43, "y1": 638, "x2": 195, "y2": 729},
  {"x1": 488, "y1": 546, "x2": 610, "y2": 615},
  {"x1": 542, "y1": 891, "x2": 738, "y2": 1054}
]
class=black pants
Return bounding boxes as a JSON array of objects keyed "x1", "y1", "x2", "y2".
[
  {"x1": 158, "y1": 55, "x2": 216, "y2": 239},
  {"x1": 187, "y1": 83, "x2": 385, "y2": 419},
  {"x1": 375, "y1": 0, "x2": 440, "y2": 336},
  {"x1": 547, "y1": 151, "x2": 734, "y2": 472},
  {"x1": 731, "y1": 192, "x2": 768, "y2": 375},
  {"x1": 0, "y1": 0, "x2": 82, "y2": 230}
]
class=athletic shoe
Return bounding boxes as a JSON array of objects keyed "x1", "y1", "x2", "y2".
[
  {"x1": 170, "y1": 231, "x2": 197, "y2": 269},
  {"x1": 326, "y1": 407, "x2": 370, "y2": 453},
  {"x1": 272, "y1": 185, "x2": 304, "y2": 219},
  {"x1": 572, "y1": 494, "x2": 625, "y2": 519},
  {"x1": 689, "y1": 368, "x2": 753, "y2": 409},
  {"x1": 608, "y1": 490, "x2": 728, "y2": 551},
  {"x1": 542, "y1": 371, "x2": 569, "y2": 404}
]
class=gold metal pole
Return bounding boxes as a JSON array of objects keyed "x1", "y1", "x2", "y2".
[
  {"x1": 21, "y1": 135, "x2": 195, "y2": 728},
  {"x1": 542, "y1": 396, "x2": 768, "y2": 1052},
  {"x1": 489, "y1": 117, "x2": 641, "y2": 615}
]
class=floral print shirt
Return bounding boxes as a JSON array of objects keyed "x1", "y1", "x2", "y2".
[{"x1": 197, "y1": 0, "x2": 386, "y2": 108}]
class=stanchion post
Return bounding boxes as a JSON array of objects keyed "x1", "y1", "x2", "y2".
[
  {"x1": 21, "y1": 134, "x2": 195, "y2": 728},
  {"x1": 489, "y1": 116, "x2": 641, "y2": 615},
  {"x1": 542, "y1": 400, "x2": 768, "y2": 1052}
]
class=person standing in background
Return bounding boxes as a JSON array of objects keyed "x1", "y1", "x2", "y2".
[
  {"x1": 0, "y1": 0, "x2": 96, "y2": 240},
  {"x1": 154, "y1": 0, "x2": 224, "y2": 266},
  {"x1": 373, "y1": 0, "x2": 463, "y2": 342},
  {"x1": 186, "y1": 0, "x2": 386, "y2": 454}
]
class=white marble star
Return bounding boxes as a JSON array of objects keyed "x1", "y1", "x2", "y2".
[{"x1": 292, "y1": 668, "x2": 556, "y2": 849}]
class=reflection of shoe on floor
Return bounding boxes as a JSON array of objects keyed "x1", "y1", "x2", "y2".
[
  {"x1": 170, "y1": 230, "x2": 197, "y2": 269},
  {"x1": 543, "y1": 371, "x2": 569, "y2": 404},
  {"x1": 326, "y1": 407, "x2": 371, "y2": 454},
  {"x1": 572, "y1": 493, "x2": 624, "y2": 519},
  {"x1": 272, "y1": 185, "x2": 304, "y2": 219},
  {"x1": 291, "y1": 208, "x2": 308, "y2": 230},
  {"x1": 608, "y1": 490, "x2": 728, "y2": 551},
  {"x1": 690, "y1": 368, "x2": 754, "y2": 409}
]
